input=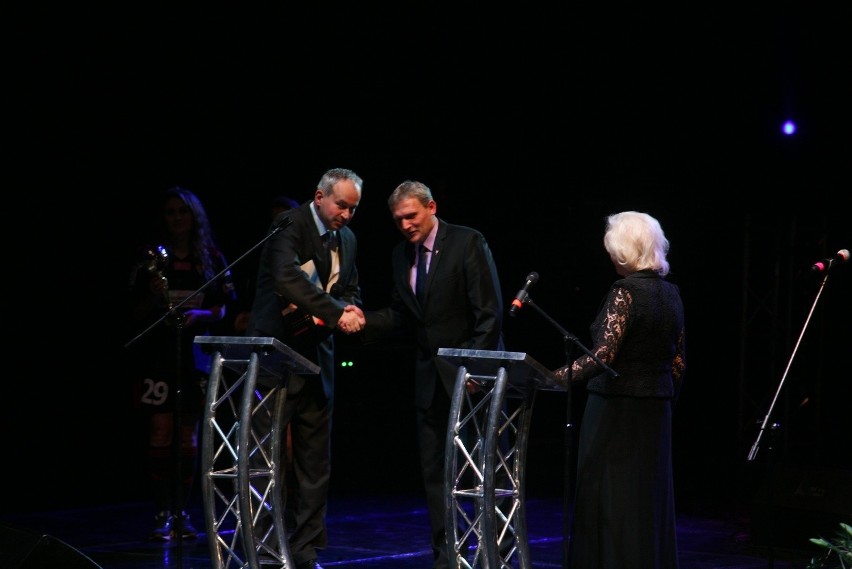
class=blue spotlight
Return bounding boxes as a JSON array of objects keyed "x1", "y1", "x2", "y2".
[{"x1": 781, "y1": 120, "x2": 796, "y2": 136}]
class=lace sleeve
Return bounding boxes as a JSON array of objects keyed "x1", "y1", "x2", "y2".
[
  {"x1": 554, "y1": 286, "x2": 632, "y2": 385},
  {"x1": 672, "y1": 327, "x2": 686, "y2": 402}
]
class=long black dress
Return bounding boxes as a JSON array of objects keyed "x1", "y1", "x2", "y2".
[{"x1": 555, "y1": 270, "x2": 686, "y2": 569}]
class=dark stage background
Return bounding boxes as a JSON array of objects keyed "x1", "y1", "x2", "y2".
[{"x1": 10, "y1": 6, "x2": 850, "y2": 516}]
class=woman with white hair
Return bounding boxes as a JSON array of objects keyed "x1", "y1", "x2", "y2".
[{"x1": 554, "y1": 210, "x2": 686, "y2": 569}]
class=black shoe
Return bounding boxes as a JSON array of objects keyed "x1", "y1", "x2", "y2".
[
  {"x1": 172, "y1": 511, "x2": 198, "y2": 539},
  {"x1": 150, "y1": 511, "x2": 173, "y2": 541},
  {"x1": 295, "y1": 560, "x2": 323, "y2": 569},
  {"x1": 149, "y1": 510, "x2": 198, "y2": 541}
]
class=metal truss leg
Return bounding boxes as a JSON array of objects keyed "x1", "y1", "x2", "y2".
[
  {"x1": 445, "y1": 365, "x2": 536, "y2": 569},
  {"x1": 201, "y1": 350, "x2": 294, "y2": 569}
]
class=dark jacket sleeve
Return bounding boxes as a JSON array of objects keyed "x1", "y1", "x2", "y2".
[{"x1": 248, "y1": 206, "x2": 350, "y2": 337}]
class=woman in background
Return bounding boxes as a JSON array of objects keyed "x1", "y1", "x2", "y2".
[{"x1": 127, "y1": 186, "x2": 235, "y2": 540}]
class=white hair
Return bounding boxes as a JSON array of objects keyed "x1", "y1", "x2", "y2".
[{"x1": 603, "y1": 211, "x2": 670, "y2": 276}]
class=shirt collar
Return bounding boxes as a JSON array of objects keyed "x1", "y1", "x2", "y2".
[
  {"x1": 421, "y1": 219, "x2": 439, "y2": 251},
  {"x1": 310, "y1": 202, "x2": 333, "y2": 237}
]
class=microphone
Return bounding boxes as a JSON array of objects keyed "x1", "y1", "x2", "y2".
[
  {"x1": 810, "y1": 249, "x2": 850, "y2": 272},
  {"x1": 274, "y1": 216, "x2": 294, "y2": 230},
  {"x1": 509, "y1": 272, "x2": 539, "y2": 317}
]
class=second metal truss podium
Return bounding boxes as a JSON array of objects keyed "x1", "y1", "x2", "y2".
[
  {"x1": 194, "y1": 336, "x2": 320, "y2": 569},
  {"x1": 437, "y1": 348, "x2": 561, "y2": 569}
]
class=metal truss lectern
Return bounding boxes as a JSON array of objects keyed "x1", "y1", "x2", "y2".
[
  {"x1": 437, "y1": 348, "x2": 560, "y2": 569},
  {"x1": 194, "y1": 336, "x2": 320, "y2": 569}
]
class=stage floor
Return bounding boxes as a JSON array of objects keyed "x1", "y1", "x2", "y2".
[{"x1": 0, "y1": 490, "x2": 819, "y2": 569}]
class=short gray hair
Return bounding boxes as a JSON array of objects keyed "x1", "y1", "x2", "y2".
[{"x1": 388, "y1": 180, "x2": 433, "y2": 209}]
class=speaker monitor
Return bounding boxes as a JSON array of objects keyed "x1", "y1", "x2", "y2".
[{"x1": 0, "y1": 522, "x2": 102, "y2": 569}]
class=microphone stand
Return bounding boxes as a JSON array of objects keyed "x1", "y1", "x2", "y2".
[
  {"x1": 746, "y1": 268, "x2": 836, "y2": 569},
  {"x1": 124, "y1": 216, "x2": 293, "y2": 569},
  {"x1": 516, "y1": 294, "x2": 617, "y2": 569},
  {"x1": 747, "y1": 269, "x2": 833, "y2": 461}
]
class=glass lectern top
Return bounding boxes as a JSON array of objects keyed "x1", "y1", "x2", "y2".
[
  {"x1": 437, "y1": 348, "x2": 561, "y2": 390},
  {"x1": 195, "y1": 335, "x2": 320, "y2": 377}
]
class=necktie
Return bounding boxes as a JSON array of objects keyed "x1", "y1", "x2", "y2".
[
  {"x1": 415, "y1": 244, "x2": 428, "y2": 303},
  {"x1": 326, "y1": 231, "x2": 340, "y2": 292}
]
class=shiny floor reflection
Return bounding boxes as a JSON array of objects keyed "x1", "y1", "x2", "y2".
[{"x1": 0, "y1": 491, "x2": 819, "y2": 568}]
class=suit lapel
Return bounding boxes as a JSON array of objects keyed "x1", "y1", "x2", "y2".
[
  {"x1": 423, "y1": 222, "x2": 447, "y2": 292},
  {"x1": 336, "y1": 229, "x2": 351, "y2": 283}
]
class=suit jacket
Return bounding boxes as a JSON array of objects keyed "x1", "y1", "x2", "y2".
[
  {"x1": 247, "y1": 202, "x2": 361, "y2": 399},
  {"x1": 367, "y1": 219, "x2": 504, "y2": 409}
]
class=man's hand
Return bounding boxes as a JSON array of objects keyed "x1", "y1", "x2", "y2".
[{"x1": 337, "y1": 305, "x2": 365, "y2": 334}]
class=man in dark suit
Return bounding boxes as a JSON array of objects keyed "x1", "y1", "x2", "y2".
[
  {"x1": 364, "y1": 180, "x2": 504, "y2": 569},
  {"x1": 246, "y1": 167, "x2": 365, "y2": 569}
]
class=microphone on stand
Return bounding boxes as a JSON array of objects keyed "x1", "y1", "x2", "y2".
[
  {"x1": 810, "y1": 249, "x2": 850, "y2": 273},
  {"x1": 509, "y1": 272, "x2": 539, "y2": 317},
  {"x1": 272, "y1": 215, "x2": 294, "y2": 233}
]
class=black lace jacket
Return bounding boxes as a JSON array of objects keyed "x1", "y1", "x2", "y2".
[{"x1": 554, "y1": 269, "x2": 685, "y2": 399}]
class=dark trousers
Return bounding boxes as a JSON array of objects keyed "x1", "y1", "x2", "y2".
[
  {"x1": 254, "y1": 374, "x2": 331, "y2": 565},
  {"x1": 416, "y1": 386, "x2": 452, "y2": 569}
]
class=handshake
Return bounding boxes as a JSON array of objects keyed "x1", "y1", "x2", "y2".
[{"x1": 337, "y1": 305, "x2": 365, "y2": 334}]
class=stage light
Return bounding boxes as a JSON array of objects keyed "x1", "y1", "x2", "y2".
[{"x1": 781, "y1": 120, "x2": 796, "y2": 135}]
